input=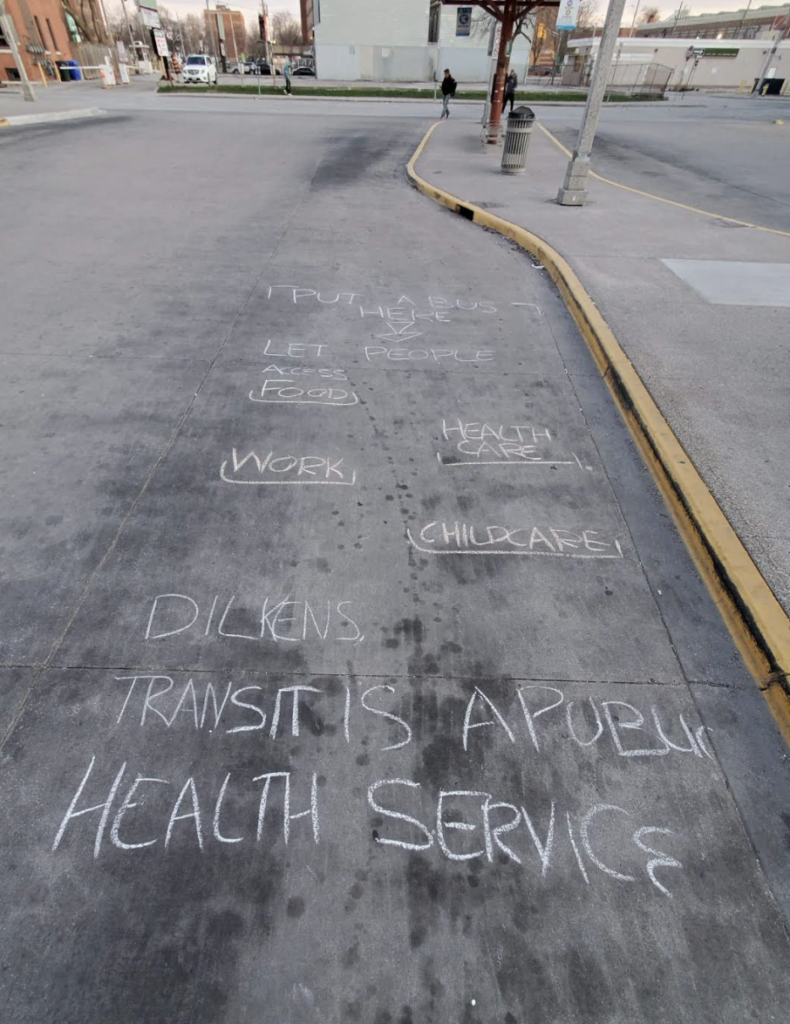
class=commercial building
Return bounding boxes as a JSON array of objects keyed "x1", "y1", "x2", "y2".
[
  {"x1": 636, "y1": 4, "x2": 789, "y2": 41},
  {"x1": 0, "y1": 0, "x2": 78, "y2": 83},
  {"x1": 566, "y1": 34, "x2": 790, "y2": 92},
  {"x1": 204, "y1": 5, "x2": 246, "y2": 65},
  {"x1": 313, "y1": 0, "x2": 532, "y2": 82}
]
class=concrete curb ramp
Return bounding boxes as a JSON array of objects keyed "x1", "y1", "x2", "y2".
[
  {"x1": 0, "y1": 108, "x2": 103, "y2": 129},
  {"x1": 407, "y1": 120, "x2": 790, "y2": 745}
]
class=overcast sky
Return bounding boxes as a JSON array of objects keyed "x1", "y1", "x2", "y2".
[{"x1": 116, "y1": 2, "x2": 783, "y2": 33}]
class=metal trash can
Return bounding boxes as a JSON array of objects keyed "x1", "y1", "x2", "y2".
[{"x1": 501, "y1": 106, "x2": 535, "y2": 175}]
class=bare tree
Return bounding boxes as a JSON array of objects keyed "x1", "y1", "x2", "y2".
[
  {"x1": 638, "y1": 6, "x2": 662, "y2": 23},
  {"x1": 577, "y1": 0, "x2": 602, "y2": 29},
  {"x1": 270, "y1": 10, "x2": 302, "y2": 47},
  {"x1": 62, "y1": 0, "x2": 110, "y2": 43}
]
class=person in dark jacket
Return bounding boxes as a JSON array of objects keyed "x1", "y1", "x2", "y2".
[
  {"x1": 503, "y1": 69, "x2": 518, "y2": 113},
  {"x1": 441, "y1": 68, "x2": 457, "y2": 119}
]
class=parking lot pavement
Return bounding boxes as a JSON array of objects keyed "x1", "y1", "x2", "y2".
[{"x1": 1, "y1": 106, "x2": 790, "y2": 1023}]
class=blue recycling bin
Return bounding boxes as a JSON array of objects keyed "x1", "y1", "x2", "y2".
[{"x1": 65, "y1": 60, "x2": 82, "y2": 81}]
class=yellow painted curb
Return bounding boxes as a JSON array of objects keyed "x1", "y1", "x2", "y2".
[
  {"x1": 0, "y1": 119, "x2": 9, "y2": 128},
  {"x1": 407, "y1": 121, "x2": 790, "y2": 744}
]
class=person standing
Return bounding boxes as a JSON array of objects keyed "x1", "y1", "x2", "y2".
[
  {"x1": 440, "y1": 68, "x2": 457, "y2": 119},
  {"x1": 503, "y1": 69, "x2": 518, "y2": 113},
  {"x1": 283, "y1": 59, "x2": 293, "y2": 95}
]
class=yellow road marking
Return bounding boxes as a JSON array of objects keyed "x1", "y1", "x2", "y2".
[
  {"x1": 407, "y1": 121, "x2": 790, "y2": 747},
  {"x1": 537, "y1": 122, "x2": 790, "y2": 240}
]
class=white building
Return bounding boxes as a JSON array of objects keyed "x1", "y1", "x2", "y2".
[
  {"x1": 566, "y1": 35, "x2": 790, "y2": 92},
  {"x1": 313, "y1": 0, "x2": 533, "y2": 83}
]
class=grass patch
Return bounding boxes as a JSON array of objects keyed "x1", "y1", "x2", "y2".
[{"x1": 157, "y1": 83, "x2": 664, "y2": 102}]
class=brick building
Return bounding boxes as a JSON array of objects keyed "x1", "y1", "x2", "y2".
[
  {"x1": 1, "y1": 0, "x2": 78, "y2": 83},
  {"x1": 203, "y1": 5, "x2": 246, "y2": 66},
  {"x1": 636, "y1": 4, "x2": 789, "y2": 41},
  {"x1": 300, "y1": 0, "x2": 314, "y2": 45}
]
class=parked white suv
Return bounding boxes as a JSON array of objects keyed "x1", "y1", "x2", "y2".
[{"x1": 183, "y1": 54, "x2": 217, "y2": 85}]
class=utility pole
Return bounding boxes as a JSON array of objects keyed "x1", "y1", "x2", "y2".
[
  {"x1": 628, "y1": 0, "x2": 641, "y2": 37},
  {"x1": 557, "y1": 0, "x2": 629, "y2": 205},
  {"x1": 0, "y1": 0, "x2": 36, "y2": 101},
  {"x1": 753, "y1": 11, "x2": 790, "y2": 97}
]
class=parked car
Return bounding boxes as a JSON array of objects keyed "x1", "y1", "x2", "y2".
[
  {"x1": 183, "y1": 54, "x2": 217, "y2": 84},
  {"x1": 254, "y1": 61, "x2": 281, "y2": 76},
  {"x1": 232, "y1": 61, "x2": 257, "y2": 75},
  {"x1": 292, "y1": 65, "x2": 315, "y2": 76}
]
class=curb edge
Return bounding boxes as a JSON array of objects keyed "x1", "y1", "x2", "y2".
[
  {"x1": 0, "y1": 108, "x2": 103, "y2": 129},
  {"x1": 406, "y1": 121, "x2": 790, "y2": 745}
]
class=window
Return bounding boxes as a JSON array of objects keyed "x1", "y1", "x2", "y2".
[
  {"x1": 46, "y1": 18, "x2": 59, "y2": 51},
  {"x1": 34, "y1": 15, "x2": 47, "y2": 49},
  {"x1": 0, "y1": 21, "x2": 8, "y2": 48},
  {"x1": 428, "y1": 0, "x2": 440, "y2": 44}
]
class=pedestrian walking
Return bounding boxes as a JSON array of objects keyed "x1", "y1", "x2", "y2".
[
  {"x1": 283, "y1": 59, "x2": 293, "y2": 95},
  {"x1": 503, "y1": 70, "x2": 518, "y2": 114},
  {"x1": 440, "y1": 68, "x2": 457, "y2": 119}
]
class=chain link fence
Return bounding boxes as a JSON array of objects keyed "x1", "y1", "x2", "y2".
[{"x1": 563, "y1": 61, "x2": 672, "y2": 98}]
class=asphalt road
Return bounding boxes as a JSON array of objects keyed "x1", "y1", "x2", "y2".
[
  {"x1": 1, "y1": 95, "x2": 790, "y2": 1023},
  {"x1": 537, "y1": 94, "x2": 790, "y2": 231}
]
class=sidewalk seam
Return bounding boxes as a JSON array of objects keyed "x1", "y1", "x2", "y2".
[{"x1": 406, "y1": 120, "x2": 790, "y2": 747}]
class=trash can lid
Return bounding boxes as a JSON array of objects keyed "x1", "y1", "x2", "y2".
[{"x1": 510, "y1": 105, "x2": 535, "y2": 121}]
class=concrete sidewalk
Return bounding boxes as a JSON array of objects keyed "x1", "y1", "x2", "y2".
[{"x1": 415, "y1": 120, "x2": 790, "y2": 617}]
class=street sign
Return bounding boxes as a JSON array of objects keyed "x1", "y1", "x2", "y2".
[
  {"x1": 152, "y1": 27, "x2": 169, "y2": 58},
  {"x1": 140, "y1": 7, "x2": 160, "y2": 28},
  {"x1": 556, "y1": 0, "x2": 582, "y2": 31},
  {"x1": 456, "y1": 6, "x2": 472, "y2": 36}
]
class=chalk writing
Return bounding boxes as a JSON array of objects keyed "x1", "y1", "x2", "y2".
[
  {"x1": 438, "y1": 418, "x2": 592, "y2": 469},
  {"x1": 52, "y1": 758, "x2": 320, "y2": 857},
  {"x1": 262, "y1": 339, "x2": 329, "y2": 359},
  {"x1": 262, "y1": 364, "x2": 348, "y2": 381},
  {"x1": 407, "y1": 521, "x2": 623, "y2": 558},
  {"x1": 265, "y1": 287, "x2": 497, "y2": 315},
  {"x1": 144, "y1": 593, "x2": 364, "y2": 644},
  {"x1": 368, "y1": 781, "x2": 683, "y2": 895},
  {"x1": 108, "y1": 676, "x2": 711, "y2": 764},
  {"x1": 250, "y1": 379, "x2": 359, "y2": 407},
  {"x1": 364, "y1": 346, "x2": 494, "y2": 365},
  {"x1": 220, "y1": 449, "x2": 357, "y2": 486}
]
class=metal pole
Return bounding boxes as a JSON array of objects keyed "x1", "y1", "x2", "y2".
[
  {"x1": 753, "y1": 12, "x2": 790, "y2": 98},
  {"x1": 0, "y1": 0, "x2": 36, "y2": 101},
  {"x1": 629, "y1": 0, "x2": 641, "y2": 37},
  {"x1": 121, "y1": 0, "x2": 136, "y2": 50},
  {"x1": 557, "y1": 0, "x2": 629, "y2": 206}
]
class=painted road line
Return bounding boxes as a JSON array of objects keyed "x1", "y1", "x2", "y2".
[
  {"x1": 407, "y1": 121, "x2": 790, "y2": 746},
  {"x1": 537, "y1": 122, "x2": 790, "y2": 241}
]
